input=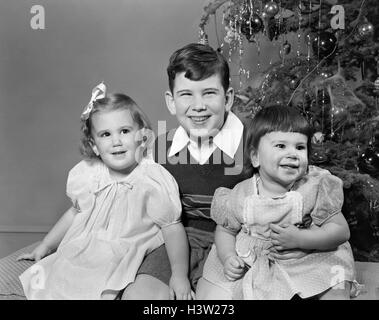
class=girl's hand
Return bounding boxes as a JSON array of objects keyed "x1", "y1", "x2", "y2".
[
  {"x1": 223, "y1": 255, "x2": 245, "y2": 281},
  {"x1": 270, "y1": 224, "x2": 300, "y2": 251},
  {"x1": 169, "y1": 274, "x2": 195, "y2": 300},
  {"x1": 16, "y1": 242, "x2": 52, "y2": 262}
]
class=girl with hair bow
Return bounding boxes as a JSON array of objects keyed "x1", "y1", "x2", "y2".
[{"x1": 18, "y1": 83, "x2": 193, "y2": 300}]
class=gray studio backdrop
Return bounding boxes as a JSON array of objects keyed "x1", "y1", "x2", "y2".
[
  {"x1": 0, "y1": 0, "x2": 207, "y2": 233},
  {"x1": 0, "y1": 0, "x2": 285, "y2": 246}
]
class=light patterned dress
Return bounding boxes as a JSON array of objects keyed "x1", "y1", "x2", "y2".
[
  {"x1": 202, "y1": 166, "x2": 358, "y2": 300},
  {"x1": 19, "y1": 158, "x2": 181, "y2": 299}
]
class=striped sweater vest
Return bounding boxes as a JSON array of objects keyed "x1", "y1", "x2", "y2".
[{"x1": 154, "y1": 132, "x2": 248, "y2": 232}]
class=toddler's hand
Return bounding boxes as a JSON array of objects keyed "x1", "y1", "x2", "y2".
[
  {"x1": 169, "y1": 274, "x2": 195, "y2": 300},
  {"x1": 223, "y1": 255, "x2": 245, "y2": 281},
  {"x1": 17, "y1": 242, "x2": 51, "y2": 262},
  {"x1": 270, "y1": 223, "x2": 300, "y2": 251}
]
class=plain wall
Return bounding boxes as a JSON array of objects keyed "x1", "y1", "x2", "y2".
[
  {"x1": 0, "y1": 0, "x2": 290, "y2": 254},
  {"x1": 0, "y1": 0, "x2": 211, "y2": 231}
]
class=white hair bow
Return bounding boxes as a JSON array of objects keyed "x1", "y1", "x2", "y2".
[{"x1": 81, "y1": 82, "x2": 107, "y2": 120}]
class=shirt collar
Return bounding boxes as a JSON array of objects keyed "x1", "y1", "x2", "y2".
[{"x1": 168, "y1": 111, "x2": 243, "y2": 159}]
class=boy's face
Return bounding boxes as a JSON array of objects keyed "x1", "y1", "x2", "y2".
[{"x1": 165, "y1": 72, "x2": 234, "y2": 143}]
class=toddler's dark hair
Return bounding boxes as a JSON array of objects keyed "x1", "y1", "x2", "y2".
[{"x1": 243, "y1": 105, "x2": 314, "y2": 176}]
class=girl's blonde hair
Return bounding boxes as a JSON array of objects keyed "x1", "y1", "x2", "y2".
[{"x1": 80, "y1": 93, "x2": 152, "y2": 159}]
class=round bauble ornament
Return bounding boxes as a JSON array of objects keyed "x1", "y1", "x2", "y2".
[
  {"x1": 357, "y1": 22, "x2": 374, "y2": 39},
  {"x1": 319, "y1": 70, "x2": 333, "y2": 79},
  {"x1": 263, "y1": 1, "x2": 279, "y2": 18},
  {"x1": 240, "y1": 13, "x2": 263, "y2": 40},
  {"x1": 312, "y1": 32, "x2": 338, "y2": 59},
  {"x1": 289, "y1": 77, "x2": 299, "y2": 90},
  {"x1": 358, "y1": 145, "x2": 379, "y2": 177}
]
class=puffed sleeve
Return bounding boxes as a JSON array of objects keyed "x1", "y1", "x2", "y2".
[
  {"x1": 143, "y1": 162, "x2": 182, "y2": 228},
  {"x1": 211, "y1": 184, "x2": 245, "y2": 235},
  {"x1": 66, "y1": 160, "x2": 97, "y2": 213},
  {"x1": 310, "y1": 173, "x2": 344, "y2": 226}
]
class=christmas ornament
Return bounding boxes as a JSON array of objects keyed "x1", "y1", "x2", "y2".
[
  {"x1": 357, "y1": 22, "x2": 374, "y2": 39},
  {"x1": 319, "y1": 70, "x2": 333, "y2": 79},
  {"x1": 289, "y1": 77, "x2": 299, "y2": 90},
  {"x1": 312, "y1": 32, "x2": 337, "y2": 59},
  {"x1": 279, "y1": 41, "x2": 291, "y2": 59},
  {"x1": 310, "y1": 145, "x2": 329, "y2": 164},
  {"x1": 311, "y1": 132, "x2": 325, "y2": 144},
  {"x1": 263, "y1": 1, "x2": 279, "y2": 18},
  {"x1": 358, "y1": 145, "x2": 379, "y2": 177},
  {"x1": 282, "y1": 41, "x2": 291, "y2": 55},
  {"x1": 240, "y1": 13, "x2": 263, "y2": 41}
]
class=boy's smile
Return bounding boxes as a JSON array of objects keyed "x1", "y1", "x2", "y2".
[{"x1": 165, "y1": 73, "x2": 234, "y2": 144}]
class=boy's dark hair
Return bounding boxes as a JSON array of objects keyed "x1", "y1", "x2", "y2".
[
  {"x1": 243, "y1": 105, "x2": 314, "y2": 176},
  {"x1": 167, "y1": 43, "x2": 230, "y2": 93}
]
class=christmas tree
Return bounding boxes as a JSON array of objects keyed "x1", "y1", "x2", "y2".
[{"x1": 199, "y1": 0, "x2": 379, "y2": 261}]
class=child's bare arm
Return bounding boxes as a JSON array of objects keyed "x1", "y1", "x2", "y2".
[
  {"x1": 215, "y1": 225, "x2": 245, "y2": 280},
  {"x1": 214, "y1": 225, "x2": 238, "y2": 264},
  {"x1": 161, "y1": 222, "x2": 194, "y2": 300},
  {"x1": 271, "y1": 212, "x2": 350, "y2": 251},
  {"x1": 17, "y1": 206, "x2": 76, "y2": 261}
]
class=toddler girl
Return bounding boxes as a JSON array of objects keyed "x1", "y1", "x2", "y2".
[
  {"x1": 18, "y1": 83, "x2": 193, "y2": 300},
  {"x1": 200, "y1": 105, "x2": 359, "y2": 300}
]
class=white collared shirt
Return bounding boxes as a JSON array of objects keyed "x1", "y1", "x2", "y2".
[{"x1": 168, "y1": 111, "x2": 244, "y2": 165}]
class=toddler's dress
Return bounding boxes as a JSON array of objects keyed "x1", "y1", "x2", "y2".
[
  {"x1": 202, "y1": 166, "x2": 359, "y2": 299},
  {"x1": 19, "y1": 158, "x2": 181, "y2": 299}
]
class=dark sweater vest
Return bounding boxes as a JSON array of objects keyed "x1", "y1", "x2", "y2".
[{"x1": 154, "y1": 132, "x2": 249, "y2": 233}]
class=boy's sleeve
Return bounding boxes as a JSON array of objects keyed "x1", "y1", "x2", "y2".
[
  {"x1": 310, "y1": 173, "x2": 344, "y2": 226},
  {"x1": 211, "y1": 187, "x2": 242, "y2": 234}
]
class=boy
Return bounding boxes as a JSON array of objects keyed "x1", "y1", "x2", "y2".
[{"x1": 122, "y1": 43, "x2": 248, "y2": 300}]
